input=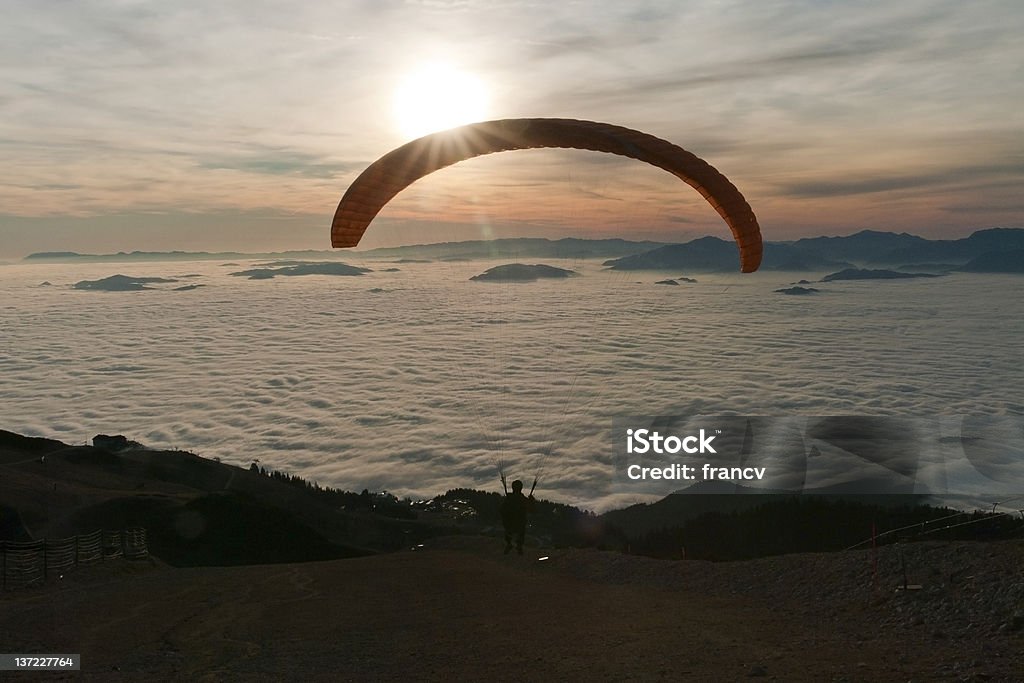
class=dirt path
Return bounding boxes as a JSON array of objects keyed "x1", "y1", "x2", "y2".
[{"x1": 1, "y1": 541, "x2": 1020, "y2": 681}]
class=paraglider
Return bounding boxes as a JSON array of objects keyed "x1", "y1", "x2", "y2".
[
  {"x1": 329, "y1": 119, "x2": 766, "y2": 535},
  {"x1": 331, "y1": 118, "x2": 763, "y2": 272},
  {"x1": 500, "y1": 478, "x2": 535, "y2": 555}
]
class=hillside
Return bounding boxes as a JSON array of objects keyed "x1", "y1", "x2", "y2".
[
  {"x1": 3, "y1": 430, "x2": 1023, "y2": 679},
  {"x1": 0, "y1": 430, "x2": 470, "y2": 563},
  {"x1": 4, "y1": 431, "x2": 1019, "y2": 565}
]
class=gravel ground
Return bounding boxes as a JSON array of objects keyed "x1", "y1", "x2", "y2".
[
  {"x1": 510, "y1": 538, "x2": 1024, "y2": 682},
  {"x1": 1, "y1": 538, "x2": 1021, "y2": 682}
]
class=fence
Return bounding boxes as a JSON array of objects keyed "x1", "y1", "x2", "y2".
[
  {"x1": 1, "y1": 528, "x2": 148, "y2": 591},
  {"x1": 845, "y1": 500, "x2": 1024, "y2": 552}
]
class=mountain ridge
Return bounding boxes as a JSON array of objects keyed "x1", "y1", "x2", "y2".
[{"x1": 21, "y1": 227, "x2": 1024, "y2": 270}]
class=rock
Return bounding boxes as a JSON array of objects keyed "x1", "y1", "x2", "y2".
[
  {"x1": 747, "y1": 665, "x2": 768, "y2": 677},
  {"x1": 231, "y1": 262, "x2": 370, "y2": 279},
  {"x1": 470, "y1": 264, "x2": 577, "y2": 282},
  {"x1": 775, "y1": 286, "x2": 819, "y2": 295},
  {"x1": 73, "y1": 274, "x2": 178, "y2": 291}
]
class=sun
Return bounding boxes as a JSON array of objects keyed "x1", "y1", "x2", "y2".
[{"x1": 392, "y1": 62, "x2": 489, "y2": 140}]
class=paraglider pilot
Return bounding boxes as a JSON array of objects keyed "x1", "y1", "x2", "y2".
[{"x1": 500, "y1": 479, "x2": 534, "y2": 555}]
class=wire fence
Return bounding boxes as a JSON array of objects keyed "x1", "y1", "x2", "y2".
[
  {"x1": 844, "y1": 501, "x2": 1024, "y2": 552},
  {"x1": 1, "y1": 528, "x2": 148, "y2": 591}
]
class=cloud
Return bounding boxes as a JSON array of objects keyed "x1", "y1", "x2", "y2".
[
  {"x1": 198, "y1": 150, "x2": 367, "y2": 178},
  {"x1": 1, "y1": 0, "x2": 1022, "y2": 252},
  {"x1": 942, "y1": 203, "x2": 1024, "y2": 215},
  {"x1": 543, "y1": 37, "x2": 910, "y2": 111},
  {"x1": 4, "y1": 258, "x2": 1023, "y2": 511},
  {"x1": 775, "y1": 162, "x2": 1024, "y2": 199}
]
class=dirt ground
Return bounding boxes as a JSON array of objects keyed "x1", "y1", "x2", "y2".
[{"x1": 2, "y1": 538, "x2": 1021, "y2": 682}]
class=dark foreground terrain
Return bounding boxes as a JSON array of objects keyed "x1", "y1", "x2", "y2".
[
  {"x1": 3, "y1": 430, "x2": 1021, "y2": 681},
  {"x1": 2, "y1": 536, "x2": 1022, "y2": 682}
]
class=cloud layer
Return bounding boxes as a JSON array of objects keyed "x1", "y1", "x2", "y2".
[{"x1": 2, "y1": 258, "x2": 1021, "y2": 511}]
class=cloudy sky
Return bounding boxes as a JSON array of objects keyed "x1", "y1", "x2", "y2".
[{"x1": 2, "y1": 0, "x2": 1022, "y2": 258}]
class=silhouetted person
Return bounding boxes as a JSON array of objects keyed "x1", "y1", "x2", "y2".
[{"x1": 500, "y1": 479, "x2": 534, "y2": 555}]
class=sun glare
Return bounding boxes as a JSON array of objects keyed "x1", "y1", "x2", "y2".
[{"x1": 392, "y1": 63, "x2": 489, "y2": 140}]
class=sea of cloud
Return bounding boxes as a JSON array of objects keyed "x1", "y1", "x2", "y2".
[{"x1": 1, "y1": 257, "x2": 1021, "y2": 511}]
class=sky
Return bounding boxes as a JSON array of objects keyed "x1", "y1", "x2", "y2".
[{"x1": 2, "y1": 0, "x2": 1023, "y2": 258}]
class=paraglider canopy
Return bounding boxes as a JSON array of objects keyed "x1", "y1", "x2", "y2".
[{"x1": 331, "y1": 118, "x2": 763, "y2": 273}]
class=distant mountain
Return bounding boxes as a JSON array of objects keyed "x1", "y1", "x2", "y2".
[
  {"x1": 23, "y1": 239, "x2": 665, "y2": 264},
  {"x1": 791, "y1": 230, "x2": 928, "y2": 263},
  {"x1": 603, "y1": 237, "x2": 850, "y2": 272},
  {"x1": 961, "y1": 226, "x2": 1024, "y2": 250},
  {"x1": 602, "y1": 227, "x2": 1024, "y2": 272},
  {"x1": 867, "y1": 227, "x2": 1024, "y2": 265},
  {"x1": 363, "y1": 237, "x2": 667, "y2": 261},
  {"x1": 602, "y1": 237, "x2": 738, "y2": 271},
  {"x1": 784, "y1": 227, "x2": 1024, "y2": 266},
  {"x1": 21, "y1": 228, "x2": 1024, "y2": 270},
  {"x1": 23, "y1": 251, "x2": 84, "y2": 260},
  {"x1": 821, "y1": 268, "x2": 943, "y2": 282},
  {"x1": 24, "y1": 249, "x2": 341, "y2": 263}
]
